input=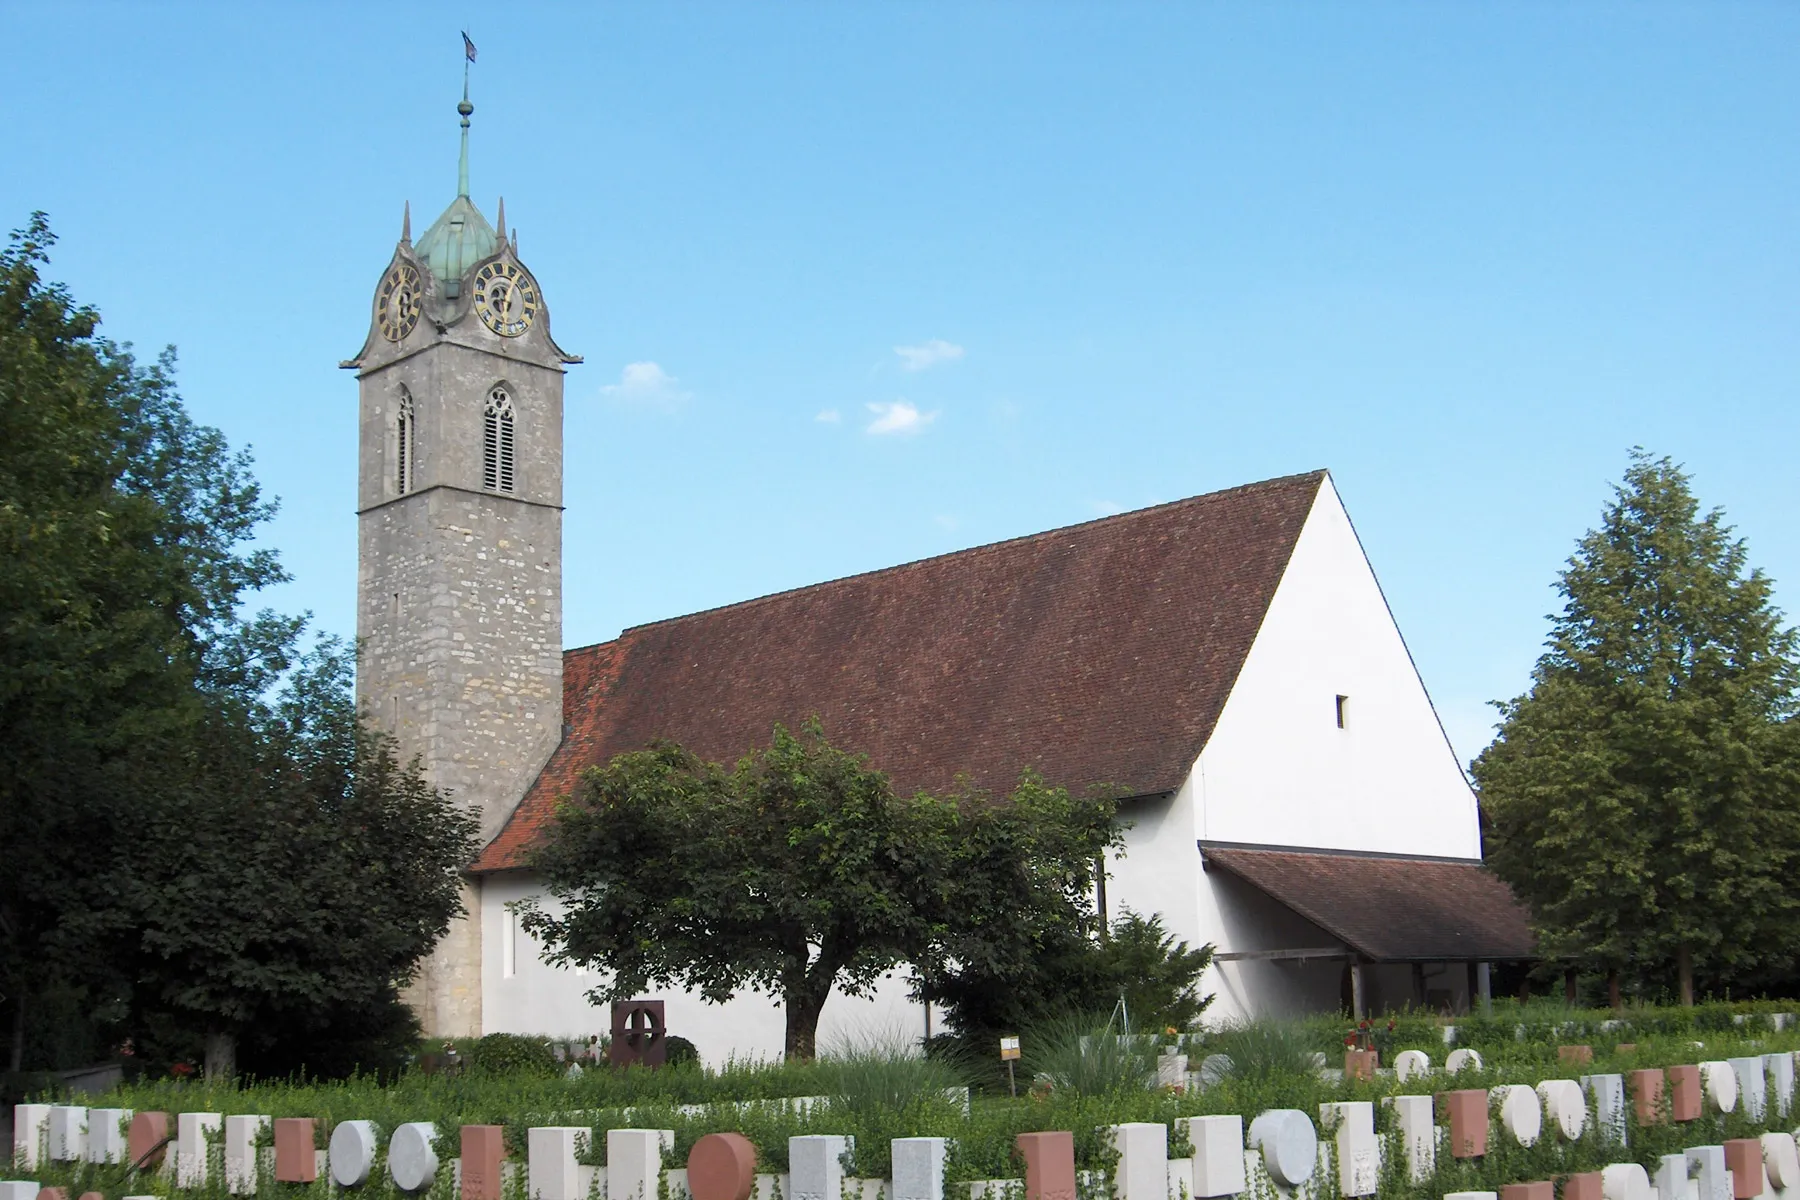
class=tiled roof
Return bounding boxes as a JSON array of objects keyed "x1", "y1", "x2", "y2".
[
  {"x1": 1202, "y1": 846, "x2": 1537, "y2": 961},
  {"x1": 474, "y1": 470, "x2": 1327, "y2": 872}
]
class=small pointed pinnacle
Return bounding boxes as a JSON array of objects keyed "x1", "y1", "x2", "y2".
[
  {"x1": 512, "y1": 228, "x2": 518, "y2": 255},
  {"x1": 402, "y1": 200, "x2": 412, "y2": 243},
  {"x1": 496, "y1": 196, "x2": 507, "y2": 247}
]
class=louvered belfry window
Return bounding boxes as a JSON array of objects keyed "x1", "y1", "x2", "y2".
[
  {"x1": 395, "y1": 388, "x2": 415, "y2": 495},
  {"x1": 484, "y1": 386, "x2": 516, "y2": 493}
]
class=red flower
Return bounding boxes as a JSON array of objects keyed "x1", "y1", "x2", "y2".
[
  {"x1": 170, "y1": 1062, "x2": 195, "y2": 1077},
  {"x1": 1344, "y1": 1034, "x2": 1356, "y2": 1046},
  {"x1": 1359, "y1": 1019, "x2": 1370, "y2": 1030}
]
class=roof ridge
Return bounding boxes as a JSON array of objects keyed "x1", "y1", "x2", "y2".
[{"x1": 608, "y1": 469, "x2": 1327, "y2": 638}]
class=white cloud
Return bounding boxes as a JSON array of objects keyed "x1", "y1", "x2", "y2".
[
  {"x1": 866, "y1": 400, "x2": 938, "y2": 436},
  {"x1": 815, "y1": 408, "x2": 841, "y2": 424},
  {"x1": 894, "y1": 339, "x2": 965, "y2": 372},
  {"x1": 599, "y1": 361, "x2": 690, "y2": 409}
]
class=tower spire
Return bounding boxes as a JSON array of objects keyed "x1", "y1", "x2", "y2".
[
  {"x1": 457, "y1": 79, "x2": 473, "y2": 199},
  {"x1": 401, "y1": 200, "x2": 412, "y2": 244},
  {"x1": 496, "y1": 196, "x2": 507, "y2": 247}
]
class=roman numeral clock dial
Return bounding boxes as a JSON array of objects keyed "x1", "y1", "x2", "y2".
[
  {"x1": 375, "y1": 263, "x2": 423, "y2": 341},
  {"x1": 473, "y1": 261, "x2": 539, "y2": 337}
]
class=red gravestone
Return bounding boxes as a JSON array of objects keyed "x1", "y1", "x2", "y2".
[
  {"x1": 1563, "y1": 1172, "x2": 1604, "y2": 1200},
  {"x1": 1725, "y1": 1140, "x2": 1766, "y2": 1199},
  {"x1": 274, "y1": 1118, "x2": 317, "y2": 1184},
  {"x1": 35, "y1": 1189, "x2": 69, "y2": 1200},
  {"x1": 1669, "y1": 1064, "x2": 1703, "y2": 1122},
  {"x1": 1501, "y1": 1184, "x2": 1553, "y2": 1200},
  {"x1": 127, "y1": 1112, "x2": 170, "y2": 1170},
  {"x1": 1443, "y1": 1090, "x2": 1490, "y2": 1158},
  {"x1": 1344, "y1": 1049, "x2": 1378, "y2": 1080},
  {"x1": 688, "y1": 1133, "x2": 757, "y2": 1200},
  {"x1": 461, "y1": 1125, "x2": 507, "y2": 1200},
  {"x1": 1017, "y1": 1131, "x2": 1077, "y2": 1200},
  {"x1": 1558, "y1": 1046, "x2": 1594, "y2": 1066},
  {"x1": 1630, "y1": 1069, "x2": 1666, "y2": 1125},
  {"x1": 1616, "y1": 1043, "x2": 1638, "y2": 1054},
  {"x1": 79, "y1": 1192, "x2": 104, "y2": 1200},
  {"x1": 609, "y1": 1000, "x2": 668, "y2": 1068}
]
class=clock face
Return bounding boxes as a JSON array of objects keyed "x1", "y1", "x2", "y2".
[
  {"x1": 376, "y1": 263, "x2": 423, "y2": 342},
  {"x1": 473, "y1": 259, "x2": 539, "y2": 338}
]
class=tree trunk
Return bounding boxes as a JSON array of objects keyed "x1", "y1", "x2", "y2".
[
  {"x1": 783, "y1": 982, "x2": 829, "y2": 1060},
  {"x1": 1564, "y1": 966, "x2": 1578, "y2": 1005},
  {"x1": 204, "y1": 1028, "x2": 237, "y2": 1082},
  {"x1": 8, "y1": 990, "x2": 23, "y2": 1072},
  {"x1": 1607, "y1": 968, "x2": 1622, "y2": 1011},
  {"x1": 1677, "y1": 943, "x2": 1695, "y2": 1007}
]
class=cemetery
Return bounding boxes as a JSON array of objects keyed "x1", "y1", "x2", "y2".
[{"x1": 12, "y1": 1004, "x2": 1800, "y2": 1200}]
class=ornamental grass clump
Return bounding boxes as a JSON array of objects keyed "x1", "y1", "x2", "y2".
[
  {"x1": 1026, "y1": 1014, "x2": 1155, "y2": 1096},
  {"x1": 817, "y1": 1031, "x2": 970, "y2": 1119},
  {"x1": 1197, "y1": 1017, "x2": 1321, "y2": 1082}
]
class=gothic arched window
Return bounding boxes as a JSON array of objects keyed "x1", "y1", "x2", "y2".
[
  {"x1": 484, "y1": 386, "x2": 516, "y2": 493},
  {"x1": 395, "y1": 388, "x2": 415, "y2": 496}
]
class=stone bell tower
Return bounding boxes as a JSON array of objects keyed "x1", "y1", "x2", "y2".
[{"x1": 343, "y1": 84, "x2": 579, "y2": 1036}]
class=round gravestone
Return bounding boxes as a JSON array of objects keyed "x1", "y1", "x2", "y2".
[
  {"x1": 1764, "y1": 1134, "x2": 1800, "y2": 1190},
  {"x1": 1602, "y1": 1163, "x2": 1653, "y2": 1200},
  {"x1": 128, "y1": 1111, "x2": 171, "y2": 1169},
  {"x1": 330, "y1": 1120, "x2": 378, "y2": 1188},
  {"x1": 388, "y1": 1122, "x2": 438, "y2": 1192},
  {"x1": 1537, "y1": 1079, "x2": 1587, "y2": 1140},
  {"x1": 1247, "y1": 1109, "x2": 1317, "y2": 1188},
  {"x1": 1198, "y1": 1054, "x2": 1235, "y2": 1086},
  {"x1": 1494, "y1": 1084, "x2": 1542, "y2": 1146},
  {"x1": 1445, "y1": 1048, "x2": 1483, "y2": 1075},
  {"x1": 688, "y1": 1132, "x2": 757, "y2": 1200},
  {"x1": 1393, "y1": 1050, "x2": 1431, "y2": 1082},
  {"x1": 1701, "y1": 1061, "x2": 1739, "y2": 1113}
]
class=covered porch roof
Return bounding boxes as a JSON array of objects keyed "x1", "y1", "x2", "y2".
[{"x1": 1200, "y1": 842, "x2": 1537, "y2": 963}]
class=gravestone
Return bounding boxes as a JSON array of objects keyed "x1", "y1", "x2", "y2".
[
  {"x1": 1016, "y1": 1132, "x2": 1076, "y2": 1200},
  {"x1": 1174, "y1": 1116, "x2": 1245, "y2": 1198},
  {"x1": 1494, "y1": 1085, "x2": 1542, "y2": 1147},
  {"x1": 1687, "y1": 1146, "x2": 1733, "y2": 1200},
  {"x1": 0, "y1": 1184, "x2": 37, "y2": 1200},
  {"x1": 1628, "y1": 1070, "x2": 1664, "y2": 1127},
  {"x1": 1499, "y1": 1184, "x2": 1552, "y2": 1200},
  {"x1": 1446, "y1": 1049, "x2": 1483, "y2": 1075},
  {"x1": 1563, "y1": 1174, "x2": 1602, "y2": 1200},
  {"x1": 1766, "y1": 1054, "x2": 1796, "y2": 1119},
  {"x1": 789, "y1": 1135, "x2": 848, "y2": 1200},
  {"x1": 85, "y1": 1108, "x2": 131, "y2": 1165},
  {"x1": 461, "y1": 1125, "x2": 507, "y2": 1200},
  {"x1": 224, "y1": 1114, "x2": 269, "y2": 1194},
  {"x1": 177, "y1": 1112, "x2": 221, "y2": 1187},
  {"x1": 608, "y1": 1129, "x2": 674, "y2": 1200},
  {"x1": 890, "y1": 1138, "x2": 944, "y2": 1200},
  {"x1": 273, "y1": 1118, "x2": 316, "y2": 1184},
  {"x1": 47, "y1": 1107, "x2": 85, "y2": 1162},
  {"x1": 1156, "y1": 1053, "x2": 1188, "y2": 1092},
  {"x1": 1670, "y1": 1065, "x2": 1704, "y2": 1121},
  {"x1": 1600, "y1": 1163, "x2": 1652, "y2": 1200},
  {"x1": 1722, "y1": 1141, "x2": 1763, "y2": 1200},
  {"x1": 1729, "y1": 1059, "x2": 1767, "y2": 1122},
  {"x1": 330, "y1": 1120, "x2": 378, "y2": 1188},
  {"x1": 389, "y1": 1122, "x2": 439, "y2": 1193},
  {"x1": 33, "y1": 1187, "x2": 66, "y2": 1200},
  {"x1": 1652, "y1": 1155, "x2": 1688, "y2": 1200},
  {"x1": 1382, "y1": 1095, "x2": 1435, "y2": 1183},
  {"x1": 126, "y1": 1111, "x2": 169, "y2": 1172},
  {"x1": 1539, "y1": 1079, "x2": 1587, "y2": 1140},
  {"x1": 1560, "y1": 1047, "x2": 1595, "y2": 1066},
  {"x1": 1582, "y1": 1075, "x2": 1628, "y2": 1147},
  {"x1": 14, "y1": 1104, "x2": 50, "y2": 1169},
  {"x1": 1246, "y1": 1110, "x2": 1316, "y2": 1188},
  {"x1": 1761, "y1": 1133, "x2": 1800, "y2": 1193},
  {"x1": 608, "y1": 1001, "x2": 667, "y2": 1069},
  {"x1": 1393, "y1": 1050, "x2": 1431, "y2": 1082},
  {"x1": 1443, "y1": 1090, "x2": 1490, "y2": 1158},
  {"x1": 1444, "y1": 1193, "x2": 1497, "y2": 1200},
  {"x1": 1108, "y1": 1123, "x2": 1167, "y2": 1200},
  {"x1": 1319, "y1": 1102, "x2": 1377, "y2": 1197},
  {"x1": 527, "y1": 1127, "x2": 587, "y2": 1200},
  {"x1": 1700, "y1": 1062, "x2": 1739, "y2": 1114}
]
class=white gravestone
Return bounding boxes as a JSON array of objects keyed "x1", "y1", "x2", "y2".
[
  {"x1": 789, "y1": 1136, "x2": 851, "y2": 1200},
  {"x1": 1445, "y1": 1049, "x2": 1483, "y2": 1075},
  {"x1": 1653, "y1": 1155, "x2": 1690, "y2": 1200},
  {"x1": 225, "y1": 1114, "x2": 269, "y2": 1194},
  {"x1": 1493, "y1": 1085, "x2": 1542, "y2": 1147},
  {"x1": 1392, "y1": 1050, "x2": 1430, "y2": 1082},
  {"x1": 1109, "y1": 1123, "x2": 1168, "y2": 1200},
  {"x1": 178, "y1": 1111, "x2": 223, "y2": 1187},
  {"x1": 1762, "y1": 1133, "x2": 1800, "y2": 1194},
  {"x1": 388, "y1": 1122, "x2": 438, "y2": 1193},
  {"x1": 1583, "y1": 1074, "x2": 1629, "y2": 1147},
  {"x1": 608, "y1": 1129, "x2": 674, "y2": 1200},
  {"x1": 1158, "y1": 1054, "x2": 1189, "y2": 1092},
  {"x1": 1176, "y1": 1116, "x2": 1246, "y2": 1199},
  {"x1": 1247, "y1": 1110, "x2": 1316, "y2": 1190},
  {"x1": 13, "y1": 1103, "x2": 50, "y2": 1169},
  {"x1": 1731, "y1": 1058, "x2": 1768, "y2": 1121},
  {"x1": 1602, "y1": 1163, "x2": 1653, "y2": 1200},
  {"x1": 892, "y1": 1137, "x2": 948, "y2": 1200},
  {"x1": 1538, "y1": 1079, "x2": 1587, "y2": 1140},
  {"x1": 86, "y1": 1108, "x2": 132, "y2": 1165},
  {"x1": 0, "y1": 1183, "x2": 40, "y2": 1200},
  {"x1": 1168, "y1": 1159, "x2": 1193, "y2": 1200},
  {"x1": 1444, "y1": 1193, "x2": 1498, "y2": 1200},
  {"x1": 1700, "y1": 1062, "x2": 1739, "y2": 1114},
  {"x1": 1688, "y1": 1147, "x2": 1733, "y2": 1200},
  {"x1": 1766, "y1": 1055, "x2": 1796, "y2": 1120},
  {"x1": 529, "y1": 1127, "x2": 589, "y2": 1200},
  {"x1": 48, "y1": 1105, "x2": 86, "y2": 1161},
  {"x1": 330, "y1": 1119, "x2": 378, "y2": 1188},
  {"x1": 1381, "y1": 1095, "x2": 1434, "y2": 1184},
  {"x1": 1319, "y1": 1102, "x2": 1378, "y2": 1197}
]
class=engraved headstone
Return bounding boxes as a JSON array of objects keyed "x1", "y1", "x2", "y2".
[
  {"x1": 889, "y1": 1138, "x2": 944, "y2": 1200},
  {"x1": 461, "y1": 1125, "x2": 507, "y2": 1200},
  {"x1": 1446, "y1": 1049, "x2": 1484, "y2": 1075},
  {"x1": 1688, "y1": 1146, "x2": 1732, "y2": 1200},
  {"x1": 529, "y1": 1127, "x2": 587, "y2": 1200},
  {"x1": 1729, "y1": 1059, "x2": 1767, "y2": 1122},
  {"x1": 1393, "y1": 1050, "x2": 1431, "y2": 1082},
  {"x1": 177, "y1": 1113, "x2": 221, "y2": 1187},
  {"x1": 1319, "y1": 1103, "x2": 1377, "y2": 1197},
  {"x1": 330, "y1": 1120, "x2": 378, "y2": 1188},
  {"x1": 1017, "y1": 1132, "x2": 1076, "y2": 1200},
  {"x1": 1382, "y1": 1095, "x2": 1435, "y2": 1183},
  {"x1": 789, "y1": 1135, "x2": 849, "y2": 1200},
  {"x1": 225, "y1": 1115, "x2": 269, "y2": 1194},
  {"x1": 1670, "y1": 1065, "x2": 1704, "y2": 1122},
  {"x1": 1652, "y1": 1155, "x2": 1688, "y2": 1200},
  {"x1": 1766, "y1": 1055, "x2": 1795, "y2": 1119},
  {"x1": 1500, "y1": 1183, "x2": 1552, "y2": 1200},
  {"x1": 0, "y1": 1183, "x2": 38, "y2": 1200},
  {"x1": 1108, "y1": 1124, "x2": 1167, "y2": 1200},
  {"x1": 1700, "y1": 1062, "x2": 1739, "y2": 1114},
  {"x1": 389, "y1": 1122, "x2": 439, "y2": 1193},
  {"x1": 1246, "y1": 1110, "x2": 1316, "y2": 1187},
  {"x1": 608, "y1": 1129, "x2": 674, "y2": 1200},
  {"x1": 1629, "y1": 1070, "x2": 1665, "y2": 1127},
  {"x1": 274, "y1": 1118, "x2": 317, "y2": 1184},
  {"x1": 1582, "y1": 1075, "x2": 1628, "y2": 1147},
  {"x1": 1444, "y1": 1090, "x2": 1490, "y2": 1159},
  {"x1": 86, "y1": 1109, "x2": 131, "y2": 1166},
  {"x1": 1761, "y1": 1133, "x2": 1800, "y2": 1193},
  {"x1": 1495, "y1": 1085, "x2": 1542, "y2": 1147},
  {"x1": 1175, "y1": 1116, "x2": 1245, "y2": 1198},
  {"x1": 1560, "y1": 1047, "x2": 1595, "y2": 1066},
  {"x1": 1156, "y1": 1054, "x2": 1189, "y2": 1093},
  {"x1": 1539, "y1": 1079, "x2": 1587, "y2": 1140},
  {"x1": 15, "y1": 1104, "x2": 51, "y2": 1170},
  {"x1": 47, "y1": 1107, "x2": 86, "y2": 1162},
  {"x1": 1563, "y1": 1174, "x2": 1603, "y2": 1200}
]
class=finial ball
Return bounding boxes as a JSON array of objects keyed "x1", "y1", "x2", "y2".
[{"x1": 457, "y1": 100, "x2": 474, "y2": 117}]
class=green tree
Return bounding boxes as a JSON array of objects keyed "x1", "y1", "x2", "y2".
[
  {"x1": 520, "y1": 721, "x2": 1121, "y2": 1059},
  {"x1": 1473, "y1": 451, "x2": 1800, "y2": 1005}
]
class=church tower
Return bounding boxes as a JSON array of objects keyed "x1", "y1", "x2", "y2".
[{"x1": 344, "y1": 85, "x2": 578, "y2": 1036}]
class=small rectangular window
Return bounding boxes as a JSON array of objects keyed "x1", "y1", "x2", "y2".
[
  {"x1": 503, "y1": 909, "x2": 518, "y2": 979},
  {"x1": 1335, "y1": 694, "x2": 1349, "y2": 729}
]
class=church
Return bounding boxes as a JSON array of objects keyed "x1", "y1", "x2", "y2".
[{"x1": 345, "y1": 94, "x2": 1534, "y2": 1061}]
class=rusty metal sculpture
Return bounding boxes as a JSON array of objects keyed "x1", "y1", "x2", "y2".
[{"x1": 608, "y1": 999, "x2": 667, "y2": 1068}]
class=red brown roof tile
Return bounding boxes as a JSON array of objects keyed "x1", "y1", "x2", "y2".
[
  {"x1": 474, "y1": 470, "x2": 1327, "y2": 872},
  {"x1": 1202, "y1": 845, "x2": 1537, "y2": 961}
]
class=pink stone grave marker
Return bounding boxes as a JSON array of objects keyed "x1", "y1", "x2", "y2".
[
  {"x1": 274, "y1": 1118, "x2": 317, "y2": 1183},
  {"x1": 126, "y1": 1113, "x2": 169, "y2": 1171},
  {"x1": 1017, "y1": 1132, "x2": 1076, "y2": 1200},
  {"x1": 688, "y1": 1133, "x2": 756, "y2": 1200},
  {"x1": 461, "y1": 1125, "x2": 506, "y2": 1200}
]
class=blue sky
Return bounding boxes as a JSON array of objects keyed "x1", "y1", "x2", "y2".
[{"x1": 8, "y1": 3, "x2": 1796, "y2": 767}]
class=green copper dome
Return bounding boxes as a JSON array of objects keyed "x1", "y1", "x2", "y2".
[{"x1": 415, "y1": 195, "x2": 497, "y2": 288}]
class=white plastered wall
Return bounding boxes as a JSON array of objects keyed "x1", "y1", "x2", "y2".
[
  {"x1": 479, "y1": 872, "x2": 925, "y2": 1066},
  {"x1": 1106, "y1": 473, "x2": 1483, "y2": 1022}
]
